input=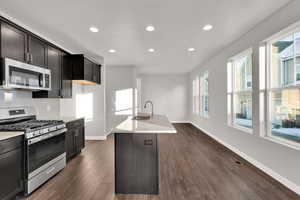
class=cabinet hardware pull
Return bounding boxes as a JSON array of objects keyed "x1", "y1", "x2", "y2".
[{"x1": 144, "y1": 139, "x2": 153, "y2": 145}]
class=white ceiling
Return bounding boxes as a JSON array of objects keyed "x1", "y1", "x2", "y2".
[{"x1": 0, "y1": 0, "x2": 292, "y2": 74}]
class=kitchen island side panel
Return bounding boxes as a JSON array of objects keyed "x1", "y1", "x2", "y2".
[{"x1": 115, "y1": 133, "x2": 159, "y2": 194}]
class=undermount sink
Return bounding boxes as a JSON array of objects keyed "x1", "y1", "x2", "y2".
[{"x1": 132, "y1": 113, "x2": 151, "y2": 120}]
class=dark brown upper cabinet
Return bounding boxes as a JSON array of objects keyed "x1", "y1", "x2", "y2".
[
  {"x1": 33, "y1": 46, "x2": 72, "y2": 98},
  {"x1": 27, "y1": 35, "x2": 47, "y2": 68},
  {"x1": 47, "y1": 46, "x2": 61, "y2": 97},
  {"x1": 1, "y1": 22, "x2": 47, "y2": 68},
  {"x1": 1, "y1": 22, "x2": 27, "y2": 63},
  {"x1": 70, "y1": 54, "x2": 101, "y2": 85},
  {"x1": 61, "y1": 52, "x2": 72, "y2": 98},
  {"x1": 93, "y1": 63, "x2": 101, "y2": 84},
  {"x1": 32, "y1": 46, "x2": 61, "y2": 98}
]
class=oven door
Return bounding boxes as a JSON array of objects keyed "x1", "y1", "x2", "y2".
[
  {"x1": 2, "y1": 58, "x2": 51, "y2": 90},
  {"x1": 26, "y1": 129, "x2": 66, "y2": 176}
]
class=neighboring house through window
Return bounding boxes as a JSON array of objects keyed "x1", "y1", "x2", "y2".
[{"x1": 260, "y1": 27, "x2": 300, "y2": 147}]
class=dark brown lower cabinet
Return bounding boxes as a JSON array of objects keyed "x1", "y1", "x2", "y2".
[
  {"x1": 65, "y1": 119, "x2": 85, "y2": 161},
  {"x1": 0, "y1": 136, "x2": 24, "y2": 200},
  {"x1": 115, "y1": 133, "x2": 159, "y2": 194}
]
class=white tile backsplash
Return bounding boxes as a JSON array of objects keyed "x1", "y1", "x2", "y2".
[{"x1": 0, "y1": 90, "x2": 60, "y2": 118}]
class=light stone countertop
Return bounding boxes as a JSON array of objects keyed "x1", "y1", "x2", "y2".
[
  {"x1": 113, "y1": 114, "x2": 177, "y2": 134},
  {"x1": 38, "y1": 116, "x2": 84, "y2": 123},
  {"x1": 0, "y1": 131, "x2": 24, "y2": 141}
]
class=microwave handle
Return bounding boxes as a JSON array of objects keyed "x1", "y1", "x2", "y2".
[{"x1": 39, "y1": 74, "x2": 44, "y2": 88}]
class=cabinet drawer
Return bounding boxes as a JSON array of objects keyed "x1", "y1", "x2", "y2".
[
  {"x1": 66, "y1": 119, "x2": 84, "y2": 129},
  {"x1": 0, "y1": 135, "x2": 23, "y2": 155}
]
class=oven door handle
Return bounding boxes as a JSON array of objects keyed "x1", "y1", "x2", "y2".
[{"x1": 28, "y1": 128, "x2": 67, "y2": 145}]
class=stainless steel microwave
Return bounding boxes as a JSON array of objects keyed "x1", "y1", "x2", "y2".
[{"x1": 0, "y1": 58, "x2": 51, "y2": 90}]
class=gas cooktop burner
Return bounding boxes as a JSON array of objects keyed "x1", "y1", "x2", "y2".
[
  {"x1": 0, "y1": 120, "x2": 64, "y2": 132},
  {"x1": 0, "y1": 107, "x2": 66, "y2": 139}
]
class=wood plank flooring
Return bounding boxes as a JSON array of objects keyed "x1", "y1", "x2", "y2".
[{"x1": 25, "y1": 123, "x2": 299, "y2": 200}]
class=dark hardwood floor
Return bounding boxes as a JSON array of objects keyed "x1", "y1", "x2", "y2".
[{"x1": 25, "y1": 124, "x2": 299, "y2": 200}]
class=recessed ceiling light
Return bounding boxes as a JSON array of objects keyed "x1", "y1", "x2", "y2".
[
  {"x1": 203, "y1": 24, "x2": 213, "y2": 31},
  {"x1": 145, "y1": 25, "x2": 155, "y2": 32},
  {"x1": 89, "y1": 27, "x2": 99, "y2": 33},
  {"x1": 108, "y1": 49, "x2": 116, "y2": 53},
  {"x1": 188, "y1": 48, "x2": 196, "y2": 52},
  {"x1": 148, "y1": 48, "x2": 155, "y2": 52}
]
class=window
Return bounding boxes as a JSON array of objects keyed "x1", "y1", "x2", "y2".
[
  {"x1": 76, "y1": 93, "x2": 93, "y2": 121},
  {"x1": 227, "y1": 48, "x2": 253, "y2": 132},
  {"x1": 262, "y1": 28, "x2": 300, "y2": 146},
  {"x1": 200, "y1": 71, "x2": 209, "y2": 117},
  {"x1": 192, "y1": 76, "x2": 200, "y2": 114},
  {"x1": 115, "y1": 88, "x2": 134, "y2": 115},
  {"x1": 135, "y1": 78, "x2": 142, "y2": 114}
]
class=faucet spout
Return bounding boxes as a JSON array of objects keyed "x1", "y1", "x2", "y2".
[{"x1": 144, "y1": 100, "x2": 154, "y2": 116}]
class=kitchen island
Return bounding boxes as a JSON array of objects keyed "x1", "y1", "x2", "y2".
[{"x1": 113, "y1": 114, "x2": 176, "y2": 195}]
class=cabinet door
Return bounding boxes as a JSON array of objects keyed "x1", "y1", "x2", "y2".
[
  {"x1": 84, "y1": 58, "x2": 93, "y2": 82},
  {"x1": 93, "y1": 64, "x2": 101, "y2": 84},
  {"x1": 74, "y1": 126, "x2": 85, "y2": 153},
  {"x1": 133, "y1": 134, "x2": 158, "y2": 194},
  {"x1": 47, "y1": 46, "x2": 61, "y2": 97},
  {"x1": 65, "y1": 130, "x2": 75, "y2": 161},
  {"x1": 61, "y1": 52, "x2": 72, "y2": 98},
  {"x1": 28, "y1": 35, "x2": 47, "y2": 67},
  {"x1": 0, "y1": 148, "x2": 23, "y2": 200},
  {"x1": 1, "y1": 22, "x2": 27, "y2": 62},
  {"x1": 115, "y1": 134, "x2": 136, "y2": 193}
]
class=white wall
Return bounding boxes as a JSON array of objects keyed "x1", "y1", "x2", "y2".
[
  {"x1": 138, "y1": 74, "x2": 189, "y2": 122},
  {"x1": 60, "y1": 81, "x2": 106, "y2": 138},
  {"x1": 189, "y1": 0, "x2": 300, "y2": 193},
  {"x1": 105, "y1": 65, "x2": 137, "y2": 132}
]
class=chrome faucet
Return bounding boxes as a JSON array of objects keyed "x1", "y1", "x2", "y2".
[{"x1": 144, "y1": 100, "x2": 153, "y2": 116}]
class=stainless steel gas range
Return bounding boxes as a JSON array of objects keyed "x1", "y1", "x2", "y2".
[{"x1": 0, "y1": 107, "x2": 67, "y2": 195}]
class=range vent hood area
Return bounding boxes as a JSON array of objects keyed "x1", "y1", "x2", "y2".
[{"x1": 69, "y1": 54, "x2": 101, "y2": 85}]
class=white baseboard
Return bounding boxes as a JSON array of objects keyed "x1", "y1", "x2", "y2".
[
  {"x1": 170, "y1": 121, "x2": 190, "y2": 123},
  {"x1": 85, "y1": 136, "x2": 107, "y2": 140},
  {"x1": 190, "y1": 122, "x2": 300, "y2": 196}
]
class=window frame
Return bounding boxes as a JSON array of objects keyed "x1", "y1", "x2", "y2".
[
  {"x1": 227, "y1": 48, "x2": 254, "y2": 134},
  {"x1": 192, "y1": 76, "x2": 200, "y2": 115},
  {"x1": 261, "y1": 24, "x2": 300, "y2": 150}
]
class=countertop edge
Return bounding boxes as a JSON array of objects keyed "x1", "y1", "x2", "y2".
[{"x1": 0, "y1": 132, "x2": 24, "y2": 141}]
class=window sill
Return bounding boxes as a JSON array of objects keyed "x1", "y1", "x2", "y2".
[
  {"x1": 229, "y1": 124, "x2": 253, "y2": 135},
  {"x1": 263, "y1": 135, "x2": 300, "y2": 151},
  {"x1": 200, "y1": 115, "x2": 210, "y2": 119}
]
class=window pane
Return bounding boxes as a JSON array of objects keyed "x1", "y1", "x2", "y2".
[
  {"x1": 270, "y1": 89, "x2": 300, "y2": 144},
  {"x1": 271, "y1": 35, "x2": 294, "y2": 88},
  {"x1": 200, "y1": 72, "x2": 209, "y2": 117},
  {"x1": 295, "y1": 32, "x2": 300, "y2": 55},
  {"x1": 115, "y1": 88, "x2": 133, "y2": 115},
  {"x1": 296, "y1": 57, "x2": 300, "y2": 82},
  {"x1": 233, "y1": 92, "x2": 253, "y2": 128},
  {"x1": 234, "y1": 55, "x2": 252, "y2": 91},
  {"x1": 76, "y1": 93, "x2": 93, "y2": 121},
  {"x1": 296, "y1": 32, "x2": 300, "y2": 82}
]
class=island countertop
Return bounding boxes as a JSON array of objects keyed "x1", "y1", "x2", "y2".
[{"x1": 113, "y1": 114, "x2": 177, "y2": 134}]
